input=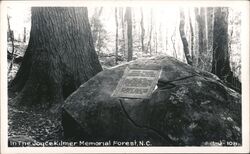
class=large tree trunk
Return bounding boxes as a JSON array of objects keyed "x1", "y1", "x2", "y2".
[
  {"x1": 179, "y1": 9, "x2": 193, "y2": 65},
  {"x1": 10, "y1": 7, "x2": 102, "y2": 108},
  {"x1": 211, "y1": 7, "x2": 240, "y2": 92},
  {"x1": 125, "y1": 7, "x2": 133, "y2": 62}
]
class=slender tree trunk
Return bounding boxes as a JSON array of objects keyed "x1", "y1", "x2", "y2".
[
  {"x1": 115, "y1": 8, "x2": 119, "y2": 64},
  {"x1": 140, "y1": 8, "x2": 145, "y2": 52},
  {"x1": 165, "y1": 28, "x2": 168, "y2": 52},
  {"x1": 155, "y1": 31, "x2": 158, "y2": 54},
  {"x1": 7, "y1": 15, "x2": 16, "y2": 75},
  {"x1": 196, "y1": 8, "x2": 207, "y2": 69},
  {"x1": 179, "y1": 9, "x2": 193, "y2": 65},
  {"x1": 90, "y1": 7, "x2": 103, "y2": 55},
  {"x1": 194, "y1": 8, "x2": 200, "y2": 66},
  {"x1": 171, "y1": 24, "x2": 177, "y2": 58},
  {"x1": 147, "y1": 9, "x2": 153, "y2": 54},
  {"x1": 206, "y1": 7, "x2": 214, "y2": 71},
  {"x1": 188, "y1": 9, "x2": 194, "y2": 62},
  {"x1": 23, "y1": 27, "x2": 26, "y2": 43},
  {"x1": 119, "y1": 8, "x2": 126, "y2": 57},
  {"x1": 125, "y1": 7, "x2": 133, "y2": 62},
  {"x1": 10, "y1": 7, "x2": 102, "y2": 108}
]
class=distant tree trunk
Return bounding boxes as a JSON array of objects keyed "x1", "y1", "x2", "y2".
[
  {"x1": 155, "y1": 31, "x2": 158, "y2": 54},
  {"x1": 206, "y1": 7, "x2": 214, "y2": 71},
  {"x1": 179, "y1": 9, "x2": 193, "y2": 65},
  {"x1": 165, "y1": 29, "x2": 168, "y2": 52},
  {"x1": 7, "y1": 15, "x2": 15, "y2": 75},
  {"x1": 23, "y1": 27, "x2": 26, "y2": 43},
  {"x1": 147, "y1": 9, "x2": 153, "y2": 54},
  {"x1": 193, "y1": 8, "x2": 199, "y2": 66},
  {"x1": 119, "y1": 8, "x2": 126, "y2": 57},
  {"x1": 10, "y1": 7, "x2": 102, "y2": 108},
  {"x1": 211, "y1": 7, "x2": 240, "y2": 92},
  {"x1": 140, "y1": 8, "x2": 145, "y2": 52},
  {"x1": 196, "y1": 8, "x2": 207, "y2": 69},
  {"x1": 115, "y1": 8, "x2": 119, "y2": 64},
  {"x1": 171, "y1": 25, "x2": 177, "y2": 58},
  {"x1": 188, "y1": 9, "x2": 194, "y2": 62},
  {"x1": 90, "y1": 7, "x2": 103, "y2": 55},
  {"x1": 125, "y1": 7, "x2": 133, "y2": 62},
  {"x1": 206, "y1": 8, "x2": 214, "y2": 51}
]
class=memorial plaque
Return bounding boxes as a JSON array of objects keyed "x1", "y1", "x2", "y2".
[{"x1": 112, "y1": 67, "x2": 161, "y2": 99}]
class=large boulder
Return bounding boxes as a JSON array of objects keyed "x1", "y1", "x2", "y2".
[{"x1": 62, "y1": 56, "x2": 241, "y2": 146}]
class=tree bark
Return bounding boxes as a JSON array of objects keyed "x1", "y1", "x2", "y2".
[
  {"x1": 211, "y1": 7, "x2": 241, "y2": 92},
  {"x1": 125, "y1": 7, "x2": 133, "y2": 62},
  {"x1": 115, "y1": 8, "x2": 119, "y2": 64},
  {"x1": 179, "y1": 9, "x2": 193, "y2": 65},
  {"x1": 10, "y1": 7, "x2": 102, "y2": 108}
]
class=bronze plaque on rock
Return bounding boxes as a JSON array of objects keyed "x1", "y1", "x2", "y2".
[{"x1": 112, "y1": 67, "x2": 161, "y2": 99}]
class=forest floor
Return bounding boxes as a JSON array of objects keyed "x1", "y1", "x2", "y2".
[
  {"x1": 7, "y1": 43, "x2": 64, "y2": 144},
  {"x1": 8, "y1": 94, "x2": 64, "y2": 144}
]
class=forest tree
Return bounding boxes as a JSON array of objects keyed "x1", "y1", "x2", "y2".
[
  {"x1": 125, "y1": 7, "x2": 133, "y2": 62},
  {"x1": 212, "y1": 7, "x2": 241, "y2": 92},
  {"x1": 10, "y1": 7, "x2": 103, "y2": 108},
  {"x1": 179, "y1": 8, "x2": 192, "y2": 65}
]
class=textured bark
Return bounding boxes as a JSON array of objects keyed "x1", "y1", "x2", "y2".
[
  {"x1": 212, "y1": 8, "x2": 230, "y2": 78},
  {"x1": 10, "y1": 7, "x2": 102, "y2": 107},
  {"x1": 115, "y1": 8, "x2": 119, "y2": 64},
  {"x1": 125, "y1": 7, "x2": 133, "y2": 62},
  {"x1": 140, "y1": 8, "x2": 145, "y2": 52},
  {"x1": 179, "y1": 9, "x2": 193, "y2": 65},
  {"x1": 211, "y1": 7, "x2": 241, "y2": 92}
]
